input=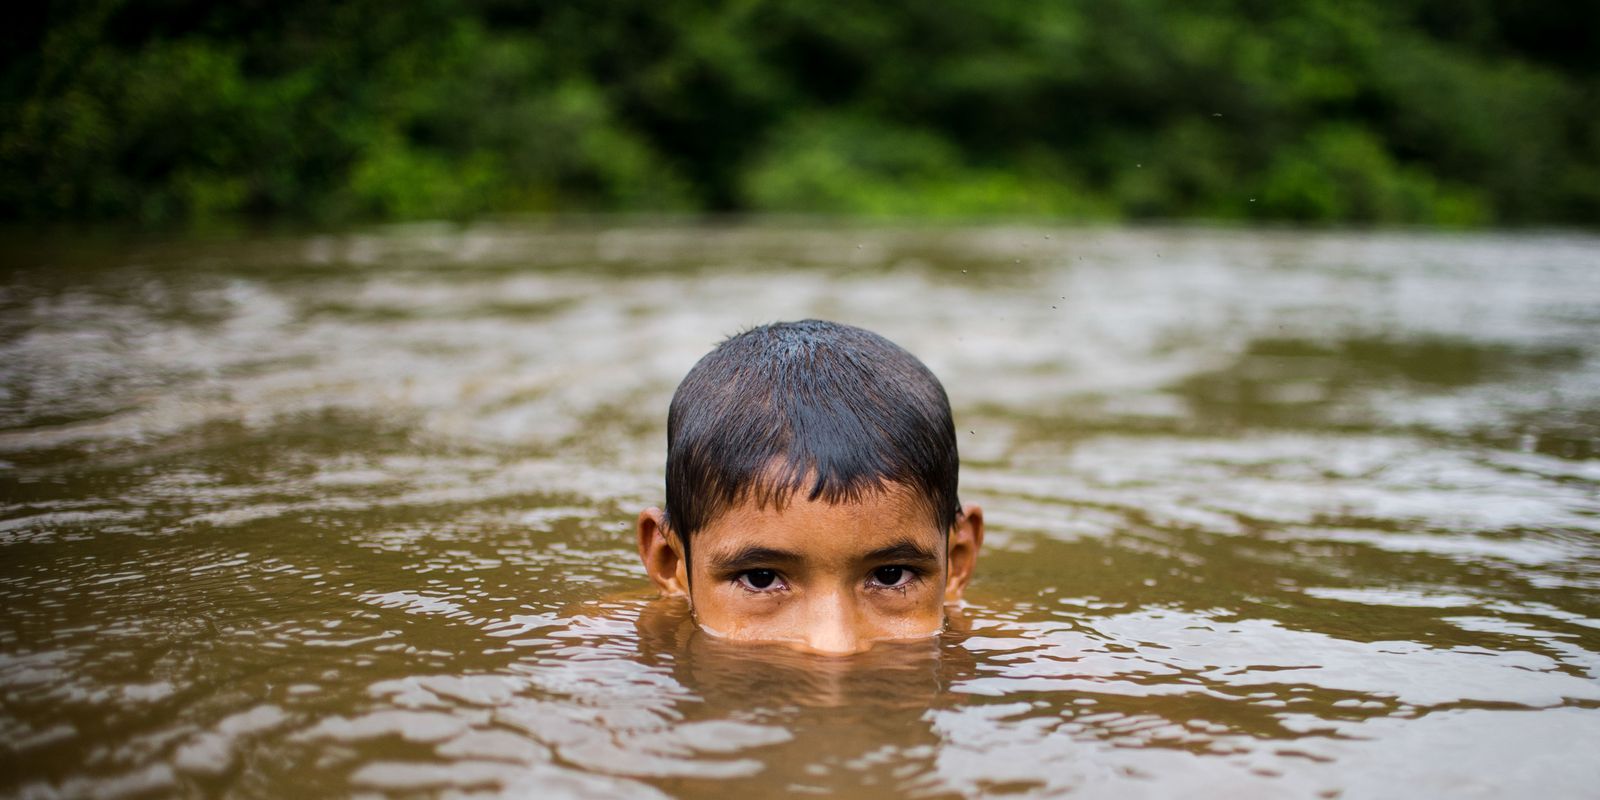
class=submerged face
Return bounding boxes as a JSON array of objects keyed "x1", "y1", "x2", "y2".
[{"x1": 637, "y1": 483, "x2": 982, "y2": 655}]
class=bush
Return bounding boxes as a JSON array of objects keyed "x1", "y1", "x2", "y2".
[{"x1": 2, "y1": 0, "x2": 1595, "y2": 226}]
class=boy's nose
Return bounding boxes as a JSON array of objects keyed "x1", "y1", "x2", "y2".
[{"x1": 799, "y1": 591, "x2": 867, "y2": 655}]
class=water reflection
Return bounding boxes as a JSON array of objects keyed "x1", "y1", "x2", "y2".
[{"x1": 1, "y1": 225, "x2": 1598, "y2": 797}]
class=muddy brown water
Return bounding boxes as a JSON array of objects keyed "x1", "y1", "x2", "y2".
[{"x1": 2, "y1": 225, "x2": 1598, "y2": 798}]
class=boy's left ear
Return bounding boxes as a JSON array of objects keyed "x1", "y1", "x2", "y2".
[{"x1": 944, "y1": 503, "x2": 984, "y2": 603}]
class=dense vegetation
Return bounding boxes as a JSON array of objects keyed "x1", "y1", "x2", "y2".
[{"x1": 4, "y1": 0, "x2": 1597, "y2": 226}]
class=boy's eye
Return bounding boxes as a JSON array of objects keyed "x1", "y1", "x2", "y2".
[
  {"x1": 736, "y1": 569, "x2": 783, "y2": 592},
  {"x1": 870, "y1": 566, "x2": 915, "y2": 588}
]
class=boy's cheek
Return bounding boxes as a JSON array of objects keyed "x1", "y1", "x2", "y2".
[
  {"x1": 692, "y1": 595, "x2": 797, "y2": 641},
  {"x1": 690, "y1": 585, "x2": 776, "y2": 630},
  {"x1": 864, "y1": 603, "x2": 951, "y2": 644},
  {"x1": 698, "y1": 587, "x2": 786, "y2": 619},
  {"x1": 691, "y1": 587, "x2": 946, "y2": 644}
]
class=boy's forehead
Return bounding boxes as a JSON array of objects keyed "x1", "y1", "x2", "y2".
[{"x1": 697, "y1": 482, "x2": 940, "y2": 561}]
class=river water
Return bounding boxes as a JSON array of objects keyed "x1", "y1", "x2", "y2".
[{"x1": 2, "y1": 224, "x2": 1597, "y2": 798}]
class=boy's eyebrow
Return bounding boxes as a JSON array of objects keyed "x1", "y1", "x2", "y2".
[
  {"x1": 708, "y1": 544, "x2": 804, "y2": 572},
  {"x1": 861, "y1": 539, "x2": 940, "y2": 565}
]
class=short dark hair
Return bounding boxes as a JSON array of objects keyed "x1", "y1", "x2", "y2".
[{"x1": 664, "y1": 320, "x2": 960, "y2": 559}]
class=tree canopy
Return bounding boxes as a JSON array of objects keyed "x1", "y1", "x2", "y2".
[{"x1": 4, "y1": 0, "x2": 1597, "y2": 226}]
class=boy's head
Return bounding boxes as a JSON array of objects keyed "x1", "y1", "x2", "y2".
[{"x1": 636, "y1": 320, "x2": 983, "y2": 655}]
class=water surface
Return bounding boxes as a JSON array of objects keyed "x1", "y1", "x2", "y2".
[{"x1": 2, "y1": 225, "x2": 1598, "y2": 797}]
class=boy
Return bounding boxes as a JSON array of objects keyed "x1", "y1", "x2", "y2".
[{"x1": 635, "y1": 320, "x2": 983, "y2": 655}]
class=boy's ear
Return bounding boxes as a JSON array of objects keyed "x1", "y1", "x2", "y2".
[
  {"x1": 944, "y1": 503, "x2": 984, "y2": 604},
  {"x1": 637, "y1": 507, "x2": 690, "y2": 598}
]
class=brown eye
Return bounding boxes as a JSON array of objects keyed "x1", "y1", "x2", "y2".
[
  {"x1": 737, "y1": 569, "x2": 781, "y2": 591},
  {"x1": 871, "y1": 566, "x2": 913, "y2": 588}
]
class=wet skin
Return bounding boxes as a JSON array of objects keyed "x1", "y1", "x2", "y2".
[
  {"x1": 636, "y1": 484, "x2": 983, "y2": 655},
  {"x1": 630, "y1": 594, "x2": 982, "y2": 709}
]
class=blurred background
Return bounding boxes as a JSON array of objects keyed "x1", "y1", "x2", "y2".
[{"x1": 4, "y1": 0, "x2": 1598, "y2": 228}]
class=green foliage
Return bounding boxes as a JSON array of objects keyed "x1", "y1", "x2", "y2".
[
  {"x1": 1257, "y1": 126, "x2": 1489, "y2": 225},
  {"x1": 741, "y1": 114, "x2": 1106, "y2": 217},
  {"x1": 2, "y1": 0, "x2": 1596, "y2": 225}
]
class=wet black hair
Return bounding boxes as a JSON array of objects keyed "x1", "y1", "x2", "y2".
[{"x1": 664, "y1": 319, "x2": 960, "y2": 560}]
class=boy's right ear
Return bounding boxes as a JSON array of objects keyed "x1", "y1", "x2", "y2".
[{"x1": 636, "y1": 507, "x2": 689, "y2": 598}]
